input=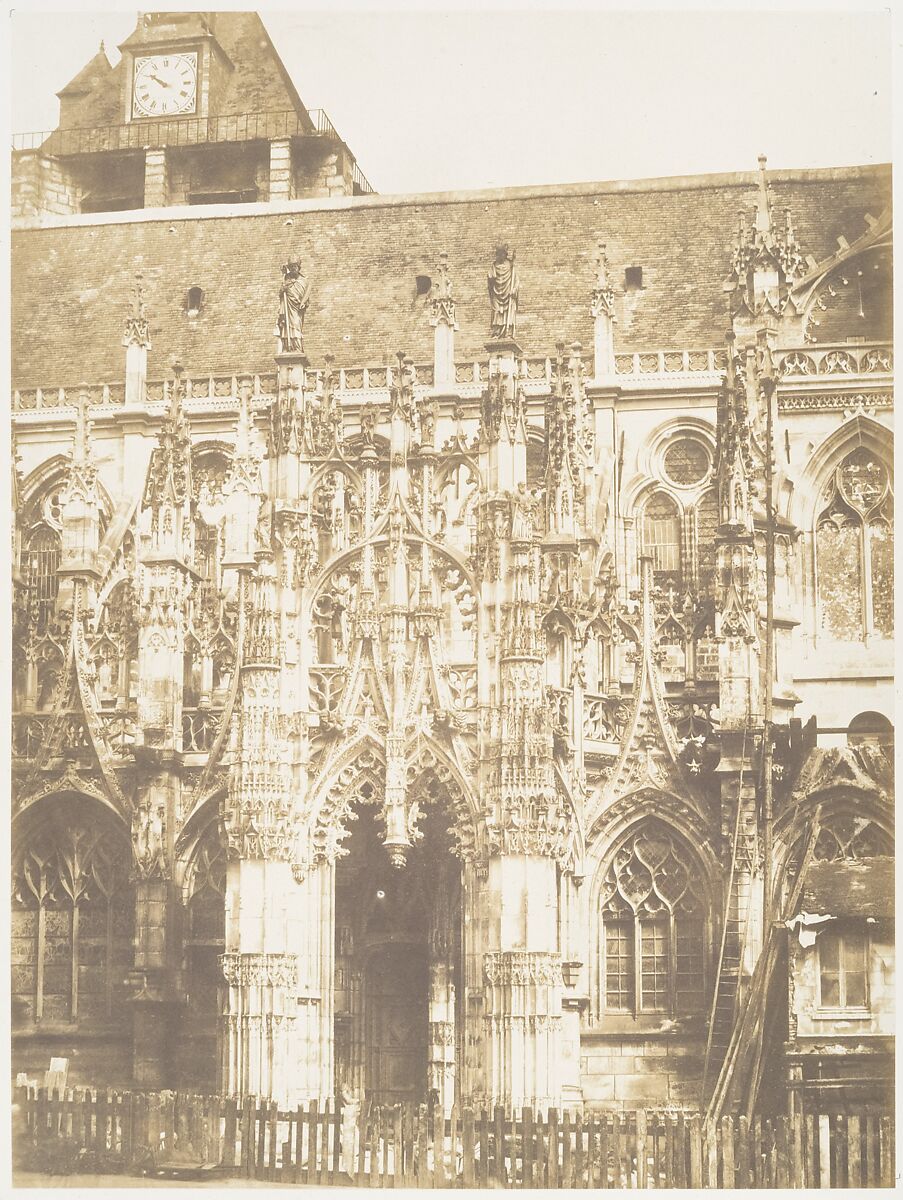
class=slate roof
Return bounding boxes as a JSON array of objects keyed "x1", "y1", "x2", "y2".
[
  {"x1": 10, "y1": 164, "x2": 890, "y2": 384},
  {"x1": 798, "y1": 858, "x2": 894, "y2": 920}
]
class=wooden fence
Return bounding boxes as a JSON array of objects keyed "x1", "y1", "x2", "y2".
[{"x1": 16, "y1": 1086, "x2": 894, "y2": 1187}]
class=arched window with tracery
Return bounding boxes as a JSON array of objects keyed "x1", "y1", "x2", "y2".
[
  {"x1": 599, "y1": 822, "x2": 706, "y2": 1016},
  {"x1": 694, "y1": 488, "x2": 718, "y2": 598},
  {"x1": 641, "y1": 492, "x2": 683, "y2": 590},
  {"x1": 816, "y1": 448, "x2": 893, "y2": 640},
  {"x1": 22, "y1": 525, "x2": 61, "y2": 633},
  {"x1": 11, "y1": 802, "x2": 133, "y2": 1028}
]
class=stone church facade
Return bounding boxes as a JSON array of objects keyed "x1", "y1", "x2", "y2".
[{"x1": 11, "y1": 13, "x2": 893, "y2": 1116}]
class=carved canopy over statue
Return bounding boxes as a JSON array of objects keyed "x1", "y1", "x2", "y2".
[
  {"x1": 276, "y1": 259, "x2": 312, "y2": 353},
  {"x1": 488, "y1": 245, "x2": 520, "y2": 340}
]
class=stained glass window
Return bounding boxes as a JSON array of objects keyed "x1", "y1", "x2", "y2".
[
  {"x1": 600, "y1": 822, "x2": 707, "y2": 1017},
  {"x1": 816, "y1": 450, "x2": 892, "y2": 640}
]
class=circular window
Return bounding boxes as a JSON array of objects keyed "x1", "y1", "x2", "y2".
[{"x1": 663, "y1": 438, "x2": 710, "y2": 486}]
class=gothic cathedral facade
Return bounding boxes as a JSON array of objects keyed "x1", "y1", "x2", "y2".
[{"x1": 11, "y1": 13, "x2": 894, "y2": 1117}]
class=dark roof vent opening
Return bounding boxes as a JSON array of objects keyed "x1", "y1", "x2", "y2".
[
  {"x1": 186, "y1": 286, "x2": 204, "y2": 316},
  {"x1": 624, "y1": 266, "x2": 643, "y2": 291},
  {"x1": 415, "y1": 274, "x2": 432, "y2": 296}
]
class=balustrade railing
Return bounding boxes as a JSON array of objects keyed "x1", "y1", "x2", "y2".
[
  {"x1": 774, "y1": 343, "x2": 892, "y2": 378},
  {"x1": 181, "y1": 708, "x2": 223, "y2": 753},
  {"x1": 614, "y1": 349, "x2": 726, "y2": 376},
  {"x1": 583, "y1": 692, "x2": 632, "y2": 743},
  {"x1": 12, "y1": 343, "x2": 892, "y2": 413}
]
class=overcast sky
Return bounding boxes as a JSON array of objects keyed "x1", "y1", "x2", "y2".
[{"x1": 7, "y1": 4, "x2": 893, "y2": 195}]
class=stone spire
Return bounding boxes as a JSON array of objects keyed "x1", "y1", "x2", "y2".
[
  {"x1": 730, "y1": 155, "x2": 804, "y2": 324},
  {"x1": 123, "y1": 272, "x2": 151, "y2": 405},
  {"x1": 223, "y1": 378, "x2": 265, "y2": 570},
  {"x1": 713, "y1": 332, "x2": 762, "y2": 726},
  {"x1": 590, "y1": 239, "x2": 616, "y2": 377},
  {"x1": 56, "y1": 389, "x2": 102, "y2": 607},
  {"x1": 142, "y1": 366, "x2": 192, "y2": 548}
]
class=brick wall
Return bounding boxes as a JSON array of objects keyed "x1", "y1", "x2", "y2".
[{"x1": 11, "y1": 167, "x2": 890, "y2": 384}]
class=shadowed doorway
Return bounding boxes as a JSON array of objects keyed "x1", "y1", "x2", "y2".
[{"x1": 334, "y1": 799, "x2": 461, "y2": 1110}]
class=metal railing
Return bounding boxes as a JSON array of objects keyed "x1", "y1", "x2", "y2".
[{"x1": 12, "y1": 108, "x2": 375, "y2": 195}]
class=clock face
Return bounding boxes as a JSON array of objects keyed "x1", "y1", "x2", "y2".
[{"x1": 132, "y1": 53, "x2": 198, "y2": 118}]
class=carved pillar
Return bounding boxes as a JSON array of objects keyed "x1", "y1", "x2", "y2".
[
  {"x1": 123, "y1": 273, "x2": 150, "y2": 406},
  {"x1": 129, "y1": 370, "x2": 194, "y2": 1086},
  {"x1": 430, "y1": 251, "x2": 458, "y2": 388},
  {"x1": 590, "y1": 240, "x2": 616, "y2": 379}
]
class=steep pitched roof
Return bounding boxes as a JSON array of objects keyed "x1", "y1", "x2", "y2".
[
  {"x1": 59, "y1": 13, "x2": 309, "y2": 130},
  {"x1": 57, "y1": 46, "x2": 113, "y2": 98},
  {"x1": 11, "y1": 164, "x2": 890, "y2": 385}
]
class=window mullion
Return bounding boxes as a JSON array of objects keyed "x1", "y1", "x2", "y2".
[
  {"x1": 669, "y1": 910, "x2": 677, "y2": 1018},
  {"x1": 861, "y1": 520, "x2": 874, "y2": 640},
  {"x1": 634, "y1": 913, "x2": 642, "y2": 1016}
]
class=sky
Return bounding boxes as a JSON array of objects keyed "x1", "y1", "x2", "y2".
[{"x1": 5, "y1": 4, "x2": 895, "y2": 195}]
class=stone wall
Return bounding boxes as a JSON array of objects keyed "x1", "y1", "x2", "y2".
[
  {"x1": 11, "y1": 151, "x2": 80, "y2": 223},
  {"x1": 581, "y1": 1034, "x2": 705, "y2": 1109}
]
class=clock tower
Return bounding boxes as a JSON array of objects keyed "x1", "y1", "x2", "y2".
[
  {"x1": 120, "y1": 12, "x2": 229, "y2": 123},
  {"x1": 12, "y1": 11, "x2": 374, "y2": 223}
]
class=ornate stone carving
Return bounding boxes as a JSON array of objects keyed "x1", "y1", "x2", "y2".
[
  {"x1": 483, "y1": 952, "x2": 564, "y2": 988},
  {"x1": 220, "y1": 952, "x2": 299, "y2": 988}
]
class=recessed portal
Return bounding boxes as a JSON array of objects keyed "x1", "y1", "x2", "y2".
[{"x1": 334, "y1": 800, "x2": 462, "y2": 1109}]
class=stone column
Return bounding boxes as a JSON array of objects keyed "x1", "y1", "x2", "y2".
[
  {"x1": 269, "y1": 138, "x2": 294, "y2": 202},
  {"x1": 143, "y1": 148, "x2": 168, "y2": 209}
]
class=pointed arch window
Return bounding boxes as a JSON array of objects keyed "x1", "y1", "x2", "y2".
[
  {"x1": 600, "y1": 822, "x2": 706, "y2": 1016},
  {"x1": 642, "y1": 492, "x2": 683, "y2": 589},
  {"x1": 694, "y1": 488, "x2": 719, "y2": 597},
  {"x1": 11, "y1": 807, "x2": 132, "y2": 1028},
  {"x1": 816, "y1": 449, "x2": 893, "y2": 640},
  {"x1": 22, "y1": 524, "x2": 61, "y2": 632}
]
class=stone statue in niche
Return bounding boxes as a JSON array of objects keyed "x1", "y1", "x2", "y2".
[
  {"x1": 488, "y1": 245, "x2": 520, "y2": 339},
  {"x1": 276, "y1": 259, "x2": 312, "y2": 354}
]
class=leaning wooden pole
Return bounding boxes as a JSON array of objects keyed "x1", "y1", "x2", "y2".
[{"x1": 760, "y1": 334, "x2": 777, "y2": 933}]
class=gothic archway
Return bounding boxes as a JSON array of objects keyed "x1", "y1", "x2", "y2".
[{"x1": 332, "y1": 773, "x2": 466, "y2": 1113}]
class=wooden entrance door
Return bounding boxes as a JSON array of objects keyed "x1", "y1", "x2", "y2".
[{"x1": 365, "y1": 943, "x2": 427, "y2": 1104}]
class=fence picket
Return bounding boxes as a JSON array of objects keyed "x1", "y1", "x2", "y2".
[
  {"x1": 221, "y1": 1097, "x2": 237, "y2": 1168},
  {"x1": 866, "y1": 1113, "x2": 880, "y2": 1188},
  {"x1": 585, "y1": 1112, "x2": 597, "y2": 1188},
  {"x1": 879, "y1": 1115, "x2": 894, "y2": 1187},
  {"x1": 573, "y1": 1110, "x2": 583, "y2": 1188},
  {"x1": 790, "y1": 1110, "x2": 803, "y2": 1189},
  {"x1": 689, "y1": 1114, "x2": 702, "y2": 1188},
  {"x1": 777, "y1": 1115, "x2": 791, "y2": 1188},
  {"x1": 847, "y1": 1114, "x2": 862, "y2": 1189},
  {"x1": 675, "y1": 1112, "x2": 686, "y2": 1188},
  {"x1": 462, "y1": 1107, "x2": 475, "y2": 1188},
  {"x1": 368, "y1": 1105, "x2": 379, "y2": 1189},
  {"x1": 17, "y1": 1086, "x2": 894, "y2": 1190}
]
